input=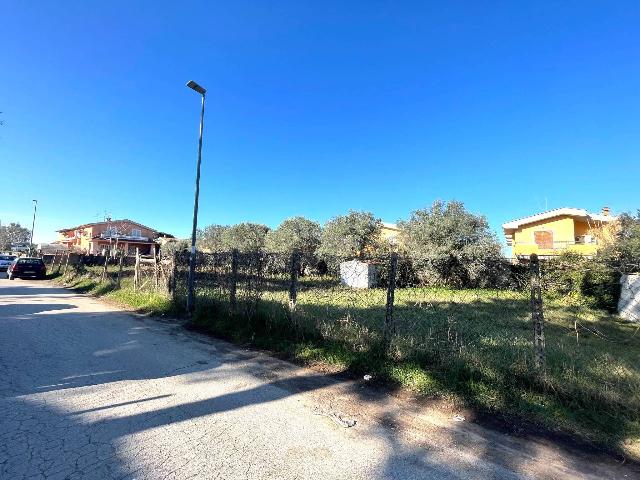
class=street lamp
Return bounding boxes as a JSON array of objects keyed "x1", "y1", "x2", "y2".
[
  {"x1": 30, "y1": 199, "x2": 38, "y2": 255},
  {"x1": 186, "y1": 80, "x2": 207, "y2": 313}
]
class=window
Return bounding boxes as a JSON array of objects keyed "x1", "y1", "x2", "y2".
[
  {"x1": 534, "y1": 230, "x2": 553, "y2": 249},
  {"x1": 131, "y1": 228, "x2": 142, "y2": 237}
]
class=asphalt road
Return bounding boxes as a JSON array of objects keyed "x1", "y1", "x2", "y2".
[{"x1": 0, "y1": 277, "x2": 637, "y2": 479}]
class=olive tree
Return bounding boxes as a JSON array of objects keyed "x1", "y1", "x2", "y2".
[
  {"x1": 316, "y1": 211, "x2": 381, "y2": 260},
  {"x1": 265, "y1": 216, "x2": 321, "y2": 255},
  {"x1": 196, "y1": 224, "x2": 228, "y2": 252},
  {"x1": 0, "y1": 222, "x2": 31, "y2": 251},
  {"x1": 598, "y1": 210, "x2": 640, "y2": 271},
  {"x1": 399, "y1": 200, "x2": 505, "y2": 287},
  {"x1": 221, "y1": 223, "x2": 270, "y2": 252},
  {"x1": 264, "y1": 216, "x2": 322, "y2": 273}
]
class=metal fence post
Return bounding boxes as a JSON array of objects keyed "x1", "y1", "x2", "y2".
[
  {"x1": 530, "y1": 253, "x2": 546, "y2": 373},
  {"x1": 383, "y1": 253, "x2": 398, "y2": 354},
  {"x1": 230, "y1": 249, "x2": 239, "y2": 315}
]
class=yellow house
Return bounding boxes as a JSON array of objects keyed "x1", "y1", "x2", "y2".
[
  {"x1": 380, "y1": 222, "x2": 401, "y2": 244},
  {"x1": 503, "y1": 207, "x2": 617, "y2": 258}
]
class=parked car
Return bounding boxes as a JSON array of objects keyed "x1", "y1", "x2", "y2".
[
  {"x1": 7, "y1": 257, "x2": 46, "y2": 280},
  {"x1": 0, "y1": 255, "x2": 17, "y2": 272}
]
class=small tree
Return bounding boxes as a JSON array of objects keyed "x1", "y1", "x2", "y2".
[
  {"x1": 400, "y1": 200, "x2": 504, "y2": 287},
  {"x1": 265, "y1": 216, "x2": 322, "y2": 274},
  {"x1": 598, "y1": 210, "x2": 640, "y2": 272},
  {"x1": 221, "y1": 223, "x2": 270, "y2": 252},
  {"x1": 0, "y1": 222, "x2": 31, "y2": 251},
  {"x1": 316, "y1": 210, "x2": 381, "y2": 260},
  {"x1": 160, "y1": 238, "x2": 191, "y2": 257},
  {"x1": 265, "y1": 216, "x2": 321, "y2": 255},
  {"x1": 197, "y1": 225, "x2": 228, "y2": 252}
]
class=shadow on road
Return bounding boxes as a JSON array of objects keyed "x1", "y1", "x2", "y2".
[{"x1": 1, "y1": 282, "x2": 637, "y2": 479}]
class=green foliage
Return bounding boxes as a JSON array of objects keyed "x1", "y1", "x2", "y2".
[
  {"x1": 196, "y1": 224, "x2": 228, "y2": 252},
  {"x1": 542, "y1": 252, "x2": 620, "y2": 312},
  {"x1": 316, "y1": 210, "x2": 381, "y2": 259},
  {"x1": 160, "y1": 238, "x2": 191, "y2": 257},
  {"x1": 265, "y1": 216, "x2": 321, "y2": 256},
  {"x1": 399, "y1": 200, "x2": 506, "y2": 287},
  {"x1": 0, "y1": 222, "x2": 31, "y2": 250},
  {"x1": 221, "y1": 222, "x2": 270, "y2": 252},
  {"x1": 600, "y1": 211, "x2": 640, "y2": 272}
]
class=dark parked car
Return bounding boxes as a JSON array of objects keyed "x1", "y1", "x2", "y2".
[
  {"x1": 7, "y1": 257, "x2": 46, "y2": 280},
  {"x1": 0, "y1": 255, "x2": 17, "y2": 272}
]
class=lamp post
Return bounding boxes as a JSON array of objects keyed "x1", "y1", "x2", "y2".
[
  {"x1": 186, "y1": 80, "x2": 206, "y2": 313},
  {"x1": 29, "y1": 199, "x2": 38, "y2": 255}
]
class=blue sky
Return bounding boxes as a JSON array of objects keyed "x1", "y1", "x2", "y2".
[{"x1": 1, "y1": 1, "x2": 639, "y2": 244}]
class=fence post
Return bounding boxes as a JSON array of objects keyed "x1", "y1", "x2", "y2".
[
  {"x1": 383, "y1": 253, "x2": 398, "y2": 354},
  {"x1": 170, "y1": 251, "x2": 178, "y2": 298},
  {"x1": 288, "y1": 250, "x2": 300, "y2": 322},
  {"x1": 101, "y1": 250, "x2": 109, "y2": 282},
  {"x1": 134, "y1": 247, "x2": 140, "y2": 291},
  {"x1": 230, "y1": 249, "x2": 239, "y2": 315},
  {"x1": 63, "y1": 251, "x2": 70, "y2": 275},
  {"x1": 153, "y1": 246, "x2": 159, "y2": 290},
  {"x1": 116, "y1": 250, "x2": 125, "y2": 288},
  {"x1": 530, "y1": 253, "x2": 546, "y2": 373},
  {"x1": 56, "y1": 251, "x2": 63, "y2": 274}
]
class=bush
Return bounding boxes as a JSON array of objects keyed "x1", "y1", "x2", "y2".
[{"x1": 542, "y1": 252, "x2": 620, "y2": 311}]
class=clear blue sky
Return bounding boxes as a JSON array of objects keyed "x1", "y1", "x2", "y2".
[{"x1": 1, "y1": 1, "x2": 639, "y2": 244}]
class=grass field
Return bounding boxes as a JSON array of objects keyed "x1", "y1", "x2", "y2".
[{"x1": 54, "y1": 265, "x2": 640, "y2": 458}]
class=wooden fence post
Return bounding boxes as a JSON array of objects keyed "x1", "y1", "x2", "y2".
[
  {"x1": 63, "y1": 251, "x2": 70, "y2": 275},
  {"x1": 153, "y1": 246, "x2": 159, "y2": 290},
  {"x1": 530, "y1": 253, "x2": 546, "y2": 373},
  {"x1": 288, "y1": 250, "x2": 300, "y2": 321},
  {"x1": 383, "y1": 253, "x2": 398, "y2": 355},
  {"x1": 101, "y1": 251, "x2": 109, "y2": 282},
  {"x1": 116, "y1": 250, "x2": 125, "y2": 288},
  {"x1": 230, "y1": 249, "x2": 239, "y2": 315},
  {"x1": 134, "y1": 247, "x2": 140, "y2": 291},
  {"x1": 56, "y1": 251, "x2": 63, "y2": 274},
  {"x1": 169, "y1": 251, "x2": 178, "y2": 298}
]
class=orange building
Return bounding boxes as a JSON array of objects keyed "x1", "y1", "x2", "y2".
[{"x1": 56, "y1": 219, "x2": 170, "y2": 255}]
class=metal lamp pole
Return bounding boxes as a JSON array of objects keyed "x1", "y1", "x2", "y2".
[
  {"x1": 186, "y1": 80, "x2": 207, "y2": 313},
  {"x1": 29, "y1": 199, "x2": 38, "y2": 255}
]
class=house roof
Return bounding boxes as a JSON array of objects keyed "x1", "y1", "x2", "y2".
[
  {"x1": 381, "y1": 222, "x2": 400, "y2": 231},
  {"x1": 502, "y1": 208, "x2": 616, "y2": 231},
  {"x1": 57, "y1": 219, "x2": 161, "y2": 234}
]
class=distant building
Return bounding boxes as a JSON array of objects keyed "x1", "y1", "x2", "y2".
[
  {"x1": 55, "y1": 219, "x2": 173, "y2": 255},
  {"x1": 502, "y1": 207, "x2": 617, "y2": 258},
  {"x1": 380, "y1": 222, "x2": 401, "y2": 245}
]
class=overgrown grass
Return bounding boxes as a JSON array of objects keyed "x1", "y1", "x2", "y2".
[{"x1": 53, "y1": 265, "x2": 640, "y2": 459}]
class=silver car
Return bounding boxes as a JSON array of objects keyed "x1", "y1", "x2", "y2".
[{"x1": 0, "y1": 255, "x2": 17, "y2": 272}]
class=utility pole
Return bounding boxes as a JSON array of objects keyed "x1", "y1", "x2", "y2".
[
  {"x1": 185, "y1": 80, "x2": 207, "y2": 313},
  {"x1": 29, "y1": 200, "x2": 38, "y2": 255}
]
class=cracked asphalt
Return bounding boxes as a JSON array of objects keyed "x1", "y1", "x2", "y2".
[{"x1": 1, "y1": 278, "x2": 638, "y2": 479}]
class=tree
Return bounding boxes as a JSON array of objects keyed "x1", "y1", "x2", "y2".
[
  {"x1": 316, "y1": 211, "x2": 381, "y2": 259},
  {"x1": 160, "y1": 238, "x2": 191, "y2": 257},
  {"x1": 197, "y1": 225, "x2": 228, "y2": 252},
  {"x1": 598, "y1": 210, "x2": 640, "y2": 271},
  {"x1": 221, "y1": 223, "x2": 270, "y2": 252},
  {"x1": 399, "y1": 200, "x2": 504, "y2": 287},
  {"x1": 265, "y1": 216, "x2": 321, "y2": 255},
  {"x1": 0, "y1": 222, "x2": 31, "y2": 250}
]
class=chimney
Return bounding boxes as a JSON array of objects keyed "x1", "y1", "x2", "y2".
[{"x1": 601, "y1": 206, "x2": 610, "y2": 217}]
